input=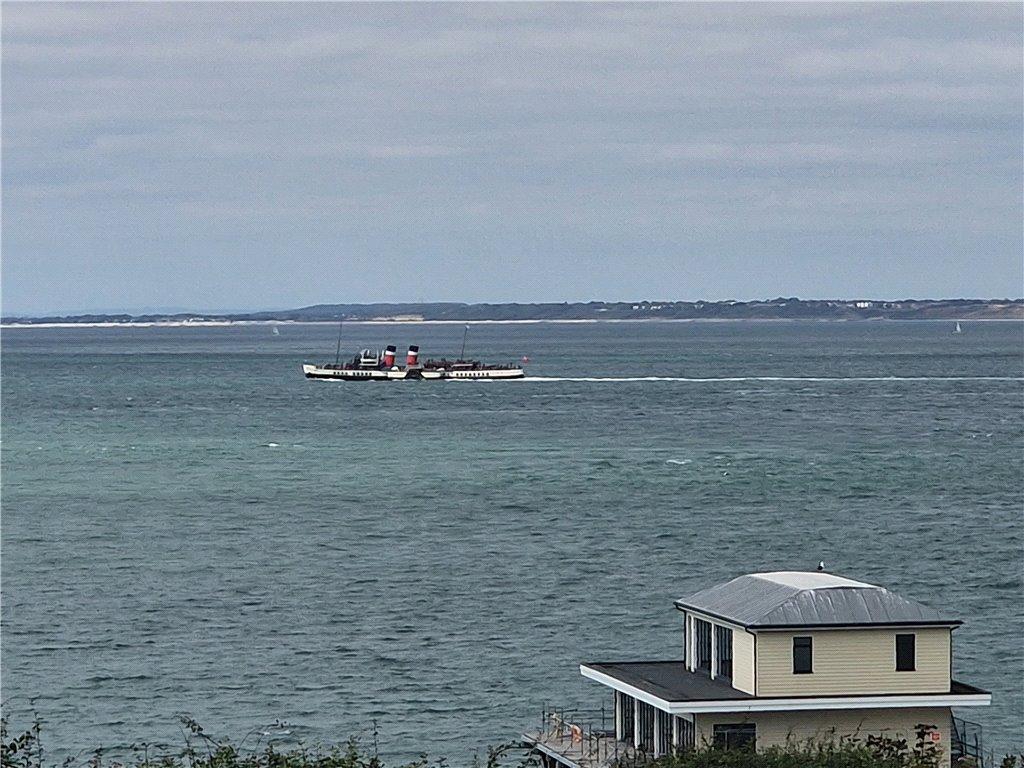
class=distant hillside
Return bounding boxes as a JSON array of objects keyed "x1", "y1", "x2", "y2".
[{"x1": 4, "y1": 298, "x2": 1022, "y2": 324}]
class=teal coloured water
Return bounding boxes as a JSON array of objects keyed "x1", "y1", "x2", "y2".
[{"x1": 2, "y1": 321, "x2": 1022, "y2": 760}]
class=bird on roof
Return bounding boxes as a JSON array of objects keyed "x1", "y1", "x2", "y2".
[{"x1": 817, "y1": 561, "x2": 825, "y2": 572}]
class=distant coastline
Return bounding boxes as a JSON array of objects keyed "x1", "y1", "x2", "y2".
[
  {"x1": 5, "y1": 318, "x2": 1024, "y2": 330},
  {"x1": 3, "y1": 298, "x2": 1022, "y2": 327}
]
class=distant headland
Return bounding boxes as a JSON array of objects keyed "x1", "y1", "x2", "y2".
[{"x1": 3, "y1": 298, "x2": 1022, "y2": 326}]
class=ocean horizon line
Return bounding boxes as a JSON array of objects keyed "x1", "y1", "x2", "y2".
[{"x1": 5, "y1": 317, "x2": 1024, "y2": 330}]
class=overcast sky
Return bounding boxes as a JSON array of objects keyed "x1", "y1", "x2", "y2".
[{"x1": 2, "y1": 2, "x2": 1021, "y2": 314}]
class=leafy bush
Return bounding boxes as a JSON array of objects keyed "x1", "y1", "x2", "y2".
[
  {"x1": 3, "y1": 716, "x2": 1021, "y2": 768},
  {"x1": 0, "y1": 716, "x2": 525, "y2": 768},
  {"x1": 639, "y1": 723, "x2": 1020, "y2": 768},
  {"x1": 643, "y1": 728, "x2": 933, "y2": 768}
]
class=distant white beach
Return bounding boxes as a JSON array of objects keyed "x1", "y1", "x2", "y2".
[
  {"x1": 4, "y1": 317, "x2": 1021, "y2": 330},
  {"x1": 1, "y1": 318, "x2": 739, "y2": 329}
]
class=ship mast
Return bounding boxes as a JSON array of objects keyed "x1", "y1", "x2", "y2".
[
  {"x1": 460, "y1": 324, "x2": 469, "y2": 360},
  {"x1": 334, "y1": 320, "x2": 344, "y2": 366}
]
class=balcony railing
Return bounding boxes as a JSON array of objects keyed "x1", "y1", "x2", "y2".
[
  {"x1": 523, "y1": 706, "x2": 636, "y2": 768},
  {"x1": 952, "y1": 716, "x2": 992, "y2": 768}
]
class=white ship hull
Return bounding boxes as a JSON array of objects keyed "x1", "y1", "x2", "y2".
[
  {"x1": 302, "y1": 364, "x2": 405, "y2": 380},
  {"x1": 437, "y1": 367, "x2": 525, "y2": 380},
  {"x1": 302, "y1": 364, "x2": 525, "y2": 381}
]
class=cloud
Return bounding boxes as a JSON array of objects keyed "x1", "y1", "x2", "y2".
[{"x1": 1, "y1": 2, "x2": 1021, "y2": 312}]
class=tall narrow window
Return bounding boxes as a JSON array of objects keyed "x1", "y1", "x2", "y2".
[
  {"x1": 681, "y1": 621, "x2": 687, "y2": 666},
  {"x1": 674, "y1": 717, "x2": 695, "y2": 752},
  {"x1": 695, "y1": 619, "x2": 712, "y2": 672},
  {"x1": 896, "y1": 634, "x2": 916, "y2": 671},
  {"x1": 792, "y1": 636, "x2": 813, "y2": 674},
  {"x1": 715, "y1": 625, "x2": 733, "y2": 679},
  {"x1": 620, "y1": 694, "x2": 635, "y2": 743},
  {"x1": 637, "y1": 701, "x2": 655, "y2": 753},
  {"x1": 656, "y1": 710, "x2": 673, "y2": 756}
]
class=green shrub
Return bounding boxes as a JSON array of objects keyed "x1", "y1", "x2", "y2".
[
  {"x1": 1, "y1": 716, "x2": 526, "y2": 768},
  {"x1": 3, "y1": 716, "x2": 1021, "y2": 768}
]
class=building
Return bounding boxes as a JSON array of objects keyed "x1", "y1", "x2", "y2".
[{"x1": 525, "y1": 571, "x2": 991, "y2": 767}]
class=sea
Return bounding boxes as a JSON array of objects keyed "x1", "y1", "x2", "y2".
[{"x1": 2, "y1": 320, "x2": 1022, "y2": 762}]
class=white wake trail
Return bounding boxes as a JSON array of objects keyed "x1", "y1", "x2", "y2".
[{"x1": 519, "y1": 375, "x2": 1024, "y2": 383}]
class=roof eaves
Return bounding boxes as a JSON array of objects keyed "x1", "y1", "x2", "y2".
[
  {"x1": 675, "y1": 601, "x2": 962, "y2": 630},
  {"x1": 747, "y1": 619, "x2": 963, "y2": 630},
  {"x1": 673, "y1": 600, "x2": 753, "y2": 628}
]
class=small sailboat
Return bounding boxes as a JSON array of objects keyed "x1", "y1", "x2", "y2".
[
  {"x1": 272, "y1": 326, "x2": 280, "y2": 336},
  {"x1": 954, "y1": 322, "x2": 963, "y2": 334}
]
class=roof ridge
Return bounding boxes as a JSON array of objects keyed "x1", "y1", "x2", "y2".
[
  {"x1": 749, "y1": 572, "x2": 880, "y2": 589},
  {"x1": 746, "y1": 576, "x2": 808, "y2": 624},
  {"x1": 677, "y1": 572, "x2": 957, "y2": 628}
]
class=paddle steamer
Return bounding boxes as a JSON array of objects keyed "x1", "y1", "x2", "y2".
[{"x1": 302, "y1": 344, "x2": 526, "y2": 381}]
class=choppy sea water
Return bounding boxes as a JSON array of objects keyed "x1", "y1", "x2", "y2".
[{"x1": 2, "y1": 321, "x2": 1022, "y2": 761}]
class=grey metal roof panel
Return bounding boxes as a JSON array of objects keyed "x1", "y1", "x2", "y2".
[
  {"x1": 753, "y1": 586, "x2": 950, "y2": 627},
  {"x1": 674, "y1": 572, "x2": 960, "y2": 628},
  {"x1": 678, "y1": 575, "x2": 800, "y2": 626}
]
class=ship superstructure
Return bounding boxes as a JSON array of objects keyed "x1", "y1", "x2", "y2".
[{"x1": 302, "y1": 344, "x2": 525, "y2": 381}]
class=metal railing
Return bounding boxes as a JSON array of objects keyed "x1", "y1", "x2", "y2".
[
  {"x1": 952, "y1": 716, "x2": 992, "y2": 768},
  {"x1": 525, "y1": 705, "x2": 634, "y2": 768}
]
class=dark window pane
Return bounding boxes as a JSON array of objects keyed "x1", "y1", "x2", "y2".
[
  {"x1": 620, "y1": 694, "x2": 634, "y2": 741},
  {"x1": 896, "y1": 634, "x2": 916, "y2": 671},
  {"x1": 675, "y1": 717, "x2": 694, "y2": 752},
  {"x1": 657, "y1": 710, "x2": 673, "y2": 755},
  {"x1": 713, "y1": 723, "x2": 756, "y2": 751},
  {"x1": 696, "y1": 620, "x2": 712, "y2": 672},
  {"x1": 637, "y1": 701, "x2": 655, "y2": 752},
  {"x1": 716, "y1": 625, "x2": 733, "y2": 679},
  {"x1": 793, "y1": 636, "x2": 813, "y2": 674}
]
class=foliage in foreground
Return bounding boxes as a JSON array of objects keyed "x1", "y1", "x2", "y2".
[
  {"x1": 0, "y1": 716, "x2": 528, "y2": 768},
  {"x1": 3, "y1": 716, "x2": 1023, "y2": 768},
  {"x1": 640, "y1": 724, "x2": 1024, "y2": 768}
]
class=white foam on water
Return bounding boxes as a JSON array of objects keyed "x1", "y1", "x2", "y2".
[
  {"x1": 666, "y1": 459, "x2": 692, "y2": 465},
  {"x1": 266, "y1": 442, "x2": 280, "y2": 448},
  {"x1": 518, "y1": 375, "x2": 1023, "y2": 383}
]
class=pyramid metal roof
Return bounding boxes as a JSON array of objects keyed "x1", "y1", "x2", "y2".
[{"x1": 674, "y1": 571, "x2": 960, "y2": 629}]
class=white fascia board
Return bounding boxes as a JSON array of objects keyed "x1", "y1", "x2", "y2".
[
  {"x1": 579, "y1": 665, "x2": 991, "y2": 716},
  {"x1": 677, "y1": 693, "x2": 992, "y2": 714},
  {"x1": 580, "y1": 665, "x2": 676, "y2": 711}
]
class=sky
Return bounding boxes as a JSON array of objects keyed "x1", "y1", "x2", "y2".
[{"x1": 2, "y1": 2, "x2": 1022, "y2": 315}]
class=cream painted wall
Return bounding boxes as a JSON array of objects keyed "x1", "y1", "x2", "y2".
[
  {"x1": 732, "y1": 630, "x2": 756, "y2": 694},
  {"x1": 694, "y1": 707, "x2": 952, "y2": 766},
  {"x1": 755, "y1": 628, "x2": 951, "y2": 696}
]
